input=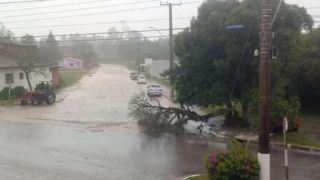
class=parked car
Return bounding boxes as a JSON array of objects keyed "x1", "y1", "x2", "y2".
[
  {"x1": 147, "y1": 84, "x2": 162, "y2": 97},
  {"x1": 130, "y1": 72, "x2": 139, "y2": 80},
  {"x1": 137, "y1": 75, "x2": 147, "y2": 84}
]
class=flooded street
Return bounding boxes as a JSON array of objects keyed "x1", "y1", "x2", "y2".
[
  {"x1": 0, "y1": 65, "x2": 220, "y2": 180},
  {"x1": 0, "y1": 64, "x2": 319, "y2": 180}
]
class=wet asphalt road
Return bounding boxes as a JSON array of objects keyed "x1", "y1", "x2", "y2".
[{"x1": 0, "y1": 64, "x2": 319, "y2": 180}]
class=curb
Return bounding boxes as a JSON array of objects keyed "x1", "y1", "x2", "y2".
[
  {"x1": 235, "y1": 136, "x2": 320, "y2": 152},
  {"x1": 270, "y1": 141, "x2": 320, "y2": 152},
  {"x1": 182, "y1": 174, "x2": 207, "y2": 180}
]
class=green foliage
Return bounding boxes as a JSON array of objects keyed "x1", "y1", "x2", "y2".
[
  {"x1": 0, "y1": 86, "x2": 25, "y2": 100},
  {"x1": 11, "y1": 86, "x2": 25, "y2": 98},
  {"x1": 271, "y1": 131, "x2": 320, "y2": 148},
  {"x1": 172, "y1": 0, "x2": 312, "y2": 127},
  {"x1": 58, "y1": 70, "x2": 87, "y2": 89},
  {"x1": 206, "y1": 141, "x2": 259, "y2": 180},
  {"x1": 271, "y1": 96, "x2": 301, "y2": 131},
  {"x1": 0, "y1": 87, "x2": 11, "y2": 100},
  {"x1": 297, "y1": 29, "x2": 320, "y2": 108}
]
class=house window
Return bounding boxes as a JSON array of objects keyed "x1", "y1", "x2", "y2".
[
  {"x1": 5, "y1": 73, "x2": 14, "y2": 84},
  {"x1": 19, "y1": 73, "x2": 24, "y2": 80},
  {"x1": 70, "y1": 63, "x2": 74, "y2": 67}
]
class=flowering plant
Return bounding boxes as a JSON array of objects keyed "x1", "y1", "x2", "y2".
[{"x1": 205, "y1": 142, "x2": 259, "y2": 180}]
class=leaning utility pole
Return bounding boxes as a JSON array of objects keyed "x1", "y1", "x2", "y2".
[
  {"x1": 258, "y1": 0, "x2": 272, "y2": 179},
  {"x1": 161, "y1": 1, "x2": 181, "y2": 99}
]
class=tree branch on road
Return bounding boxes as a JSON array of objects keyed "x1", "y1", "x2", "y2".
[{"x1": 129, "y1": 93, "x2": 216, "y2": 134}]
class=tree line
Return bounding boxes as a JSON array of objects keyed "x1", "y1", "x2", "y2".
[{"x1": 169, "y1": 0, "x2": 318, "y2": 129}]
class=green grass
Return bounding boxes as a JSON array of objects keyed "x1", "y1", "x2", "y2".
[
  {"x1": 300, "y1": 112, "x2": 320, "y2": 133},
  {"x1": 271, "y1": 131, "x2": 320, "y2": 148},
  {"x1": 59, "y1": 70, "x2": 87, "y2": 89},
  {"x1": 185, "y1": 175, "x2": 209, "y2": 180}
]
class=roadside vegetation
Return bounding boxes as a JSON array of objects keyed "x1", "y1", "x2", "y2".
[
  {"x1": 270, "y1": 112, "x2": 320, "y2": 148},
  {"x1": 58, "y1": 70, "x2": 87, "y2": 89},
  {"x1": 130, "y1": 0, "x2": 320, "y2": 149}
]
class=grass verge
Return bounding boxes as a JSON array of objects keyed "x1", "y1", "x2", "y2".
[
  {"x1": 271, "y1": 131, "x2": 320, "y2": 148},
  {"x1": 59, "y1": 70, "x2": 87, "y2": 89}
]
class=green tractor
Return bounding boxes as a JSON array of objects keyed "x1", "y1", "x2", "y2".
[{"x1": 21, "y1": 81, "x2": 56, "y2": 105}]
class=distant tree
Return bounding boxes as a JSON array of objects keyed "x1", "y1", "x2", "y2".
[
  {"x1": 20, "y1": 34, "x2": 37, "y2": 45},
  {"x1": 107, "y1": 27, "x2": 122, "y2": 39},
  {"x1": 0, "y1": 24, "x2": 15, "y2": 43},
  {"x1": 39, "y1": 31, "x2": 62, "y2": 63},
  {"x1": 71, "y1": 41, "x2": 97, "y2": 68},
  {"x1": 297, "y1": 29, "x2": 320, "y2": 108},
  {"x1": 17, "y1": 34, "x2": 40, "y2": 90}
]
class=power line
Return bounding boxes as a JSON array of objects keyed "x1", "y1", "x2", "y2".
[
  {"x1": 0, "y1": 0, "x2": 114, "y2": 13},
  {"x1": 4, "y1": 27, "x2": 189, "y2": 39},
  {"x1": 0, "y1": 0, "x2": 52, "y2": 4},
  {"x1": 0, "y1": 0, "x2": 58, "y2": 7},
  {"x1": 8, "y1": 17, "x2": 192, "y2": 30},
  {"x1": 16, "y1": 35, "x2": 170, "y2": 45},
  {"x1": 1, "y1": 1, "x2": 203, "y2": 24},
  {"x1": 0, "y1": 0, "x2": 160, "y2": 19}
]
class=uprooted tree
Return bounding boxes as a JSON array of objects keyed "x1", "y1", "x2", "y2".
[{"x1": 129, "y1": 94, "x2": 220, "y2": 134}]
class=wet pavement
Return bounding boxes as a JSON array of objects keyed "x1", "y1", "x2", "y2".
[{"x1": 0, "y1": 64, "x2": 319, "y2": 180}]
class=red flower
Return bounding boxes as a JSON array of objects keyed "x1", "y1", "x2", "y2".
[{"x1": 210, "y1": 152, "x2": 218, "y2": 164}]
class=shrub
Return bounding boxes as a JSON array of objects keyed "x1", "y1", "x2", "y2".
[
  {"x1": 0, "y1": 87, "x2": 11, "y2": 100},
  {"x1": 12, "y1": 86, "x2": 25, "y2": 98},
  {"x1": 271, "y1": 96, "x2": 301, "y2": 132},
  {"x1": 206, "y1": 142, "x2": 259, "y2": 180}
]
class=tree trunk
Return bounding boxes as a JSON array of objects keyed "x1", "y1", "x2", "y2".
[{"x1": 25, "y1": 72, "x2": 33, "y2": 91}]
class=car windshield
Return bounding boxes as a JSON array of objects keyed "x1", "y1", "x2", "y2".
[
  {"x1": 1, "y1": 0, "x2": 319, "y2": 180},
  {"x1": 151, "y1": 85, "x2": 160, "y2": 88}
]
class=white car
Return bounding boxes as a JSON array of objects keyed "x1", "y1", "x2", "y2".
[
  {"x1": 147, "y1": 84, "x2": 162, "y2": 97},
  {"x1": 137, "y1": 76, "x2": 147, "y2": 84}
]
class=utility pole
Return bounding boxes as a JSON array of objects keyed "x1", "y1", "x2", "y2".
[
  {"x1": 258, "y1": 0, "x2": 272, "y2": 179},
  {"x1": 161, "y1": 1, "x2": 181, "y2": 99},
  {"x1": 137, "y1": 38, "x2": 141, "y2": 73}
]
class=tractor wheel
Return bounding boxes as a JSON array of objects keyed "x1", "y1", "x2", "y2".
[{"x1": 46, "y1": 93, "x2": 56, "y2": 105}]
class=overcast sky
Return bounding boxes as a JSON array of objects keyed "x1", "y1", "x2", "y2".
[{"x1": 0, "y1": 0, "x2": 318, "y2": 39}]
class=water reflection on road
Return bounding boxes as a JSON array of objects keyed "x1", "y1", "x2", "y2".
[
  {"x1": 0, "y1": 65, "x2": 319, "y2": 180},
  {"x1": 0, "y1": 65, "x2": 222, "y2": 180}
]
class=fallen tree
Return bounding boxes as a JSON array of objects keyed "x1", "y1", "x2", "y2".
[{"x1": 129, "y1": 93, "x2": 217, "y2": 134}]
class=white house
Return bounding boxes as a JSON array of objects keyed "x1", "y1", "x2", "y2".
[
  {"x1": 0, "y1": 54, "x2": 56, "y2": 91},
  {"x1": 0, "y1": 43, "x2": 61, "y2": 91},
  {"x1": 59, "y1": 57, "x2": 83, "y2": 70}
]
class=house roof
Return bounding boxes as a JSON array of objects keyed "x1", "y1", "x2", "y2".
[
  {"x1": 0, "y1": 54, "x2": 19, "y2": 68},
  {"x1": 63, "y1": 56, "x2": 83, "y2": 62},
  {"x1": 0, "y1": 43, "x2": 58, "y2": 69}
]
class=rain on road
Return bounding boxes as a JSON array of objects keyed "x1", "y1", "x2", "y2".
[{"x1": 0, "y1": 65, "x2": 319, "y2": 180}]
